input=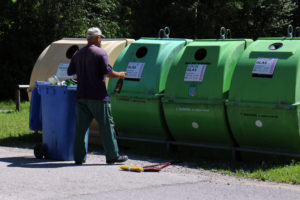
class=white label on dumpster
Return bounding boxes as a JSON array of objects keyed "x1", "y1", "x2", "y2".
[
  {"x1": 192, "y1": 122, "x2": 199, "y2": 129},
  {"x1": 252, "y1": 58, "x2": 278, "y2": 75},
  {"x1": 56, "y1": 63, "x2": 72, "y2": 79},
  {"x1": 255, "y1": 120, "x2": 263, "y2": 128},
  {"x1": 184, "y1": 64, "x2": 207, "y2": 82},
  {"x1": 125, "y1": 62, "x2": 145, "y2": 79}
]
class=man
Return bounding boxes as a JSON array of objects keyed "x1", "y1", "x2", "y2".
[{"x1": 67, "y1": 27, "x2": 128, "y2": 165}]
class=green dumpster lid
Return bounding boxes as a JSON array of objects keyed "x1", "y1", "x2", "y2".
[{"x1": 228, "y1": 38, "x2": 300, "y2": 106}]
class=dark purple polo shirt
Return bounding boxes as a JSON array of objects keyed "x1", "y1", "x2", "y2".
[{"x1": 67, "y1": 45, "x2": 112, "y2": 101}]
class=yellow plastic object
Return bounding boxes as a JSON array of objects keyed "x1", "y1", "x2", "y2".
[{"x1": 120, "y1": 165, "x2": 144, "y2": 172}]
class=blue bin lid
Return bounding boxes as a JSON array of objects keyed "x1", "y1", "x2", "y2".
[{"x1": 36, "y1": 81, "x2": 77, "y2": 91}]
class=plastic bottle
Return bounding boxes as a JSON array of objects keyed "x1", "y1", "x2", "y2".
[
  {"x1": 47, "y1": 75, "x2": 60, "y2": 85},
  {"x1": 114, "y1": 78, "x2": 123, "y2": 93}
]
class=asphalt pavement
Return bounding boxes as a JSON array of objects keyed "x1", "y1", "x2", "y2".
[{"x1": 0, "y1": 146, "x2": 299, "y2": 200}]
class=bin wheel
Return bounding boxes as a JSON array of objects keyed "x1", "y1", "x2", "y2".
[{"x1": 34, "y1": 143, "x2": 45, "y2": 159}]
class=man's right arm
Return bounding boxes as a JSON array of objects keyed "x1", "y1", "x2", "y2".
[{"x1": 67, "y1": 59, "x2": 76, "y2": 76}]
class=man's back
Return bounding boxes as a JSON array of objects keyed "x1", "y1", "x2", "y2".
[{"x1": 68, "y1": 45, "x2": 112, "y2": 101}]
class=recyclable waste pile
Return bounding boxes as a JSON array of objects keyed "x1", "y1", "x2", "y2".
[{"x1": 47, "y1": 75, "x2": 77, "y2": 86}]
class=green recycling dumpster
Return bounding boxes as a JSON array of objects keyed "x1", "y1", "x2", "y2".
[
  {"x1": 107, "y1": 38, "x2": 191, "y2": 140},
  {"x1": 162, "y1": 39, "x2": 252, "y2": 147},
  {"x1": 226, "y1": 38, "x2": 300, "y2": 154}
]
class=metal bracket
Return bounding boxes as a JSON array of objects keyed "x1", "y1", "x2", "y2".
[
  {"x1": 220, "y1": 27, "x2": 226, "y2": 39},
  {"x1": 158, "y1": 27, "x2": 170, "y2": 38},
  {"x1": 220, "y1": 27, "x2": 232, "y2": 39},
  {"x1": 287, "y1": 25, "x2": 293, "y2": 38}
]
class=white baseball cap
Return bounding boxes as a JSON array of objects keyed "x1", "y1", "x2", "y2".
[{"x1": 86, "y1": 27, "x2": 105, "y2": 40}]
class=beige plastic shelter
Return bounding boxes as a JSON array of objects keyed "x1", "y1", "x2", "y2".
[{"x1": 29, "y1": 38, "x2": 134, "y2": 144}]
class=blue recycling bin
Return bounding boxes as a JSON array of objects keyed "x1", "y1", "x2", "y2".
[
  {"x1": 36, "y1": 81, "x2": 88, "y2": 161},
  {"x1": 29, "y1": 87, "x2": 42, "y2": 131}
]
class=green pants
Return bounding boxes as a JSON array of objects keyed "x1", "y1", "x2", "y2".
[{"x1": 74, "y1": 99, "x2": 119, "y2": 162}]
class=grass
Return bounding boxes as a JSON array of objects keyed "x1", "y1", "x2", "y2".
[
  {"x1": 235, "y1": 163, "x2": 300, "y2": 184},
  {"x1": 0, "y1": 100, "x2": 16, "y2": 110},
  {"x1": 0, "y1": 101, "x2": 42, "y2": 147},
  {"x1": 195, "y1": 159, "x2": 300, "y2": 184},
  {"x1": 0, "y1": 100, "x2": 300, "y2": 184}
]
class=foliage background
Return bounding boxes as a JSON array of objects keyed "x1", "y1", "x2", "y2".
[{"x1": 0, "y1": 0, "x2": 299, "y2": 100}]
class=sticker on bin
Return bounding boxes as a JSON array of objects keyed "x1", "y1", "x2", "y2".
[
  {"x1": 56, "y1": 63, "x2": 73, "y2": 79},
  {"x1": 184, "y1": 64, "x2": 206, "y2": 82},
  {"x1": 252, "y1": 58, "x2": 278, "y2": 75},
  {"x1": 125, "y1": 62, "x2": 145, "y2": 79},
  {"x1": 189, "y1": 87, "x2": 196, "y2": 96},
  {"x1": 192, "y1": 122, "x2": 199, "y2": 129}
]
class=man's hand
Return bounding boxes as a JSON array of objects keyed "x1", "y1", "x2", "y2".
[
  {"x1": 118, "y1": 72, "x2": 126, "y2": 79},
  {"x1": 106, "y1": 71, "x2": 127, "y2": 79}
]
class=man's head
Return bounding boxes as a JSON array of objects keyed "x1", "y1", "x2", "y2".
[{"x1": 86, "y1": 27, "x2": 105, "y2": 46}]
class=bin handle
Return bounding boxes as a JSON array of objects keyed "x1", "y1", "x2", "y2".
[
  {"x1": 155, "y1": 93, "x2": 164, "y2": 97},
  {"x1": 164, "y1": 27, "x2": 170, "y2": 38},
  {"x1": 220, "y1": 27, "x2": 226, "y2": 39},
  {"x1": 226, "y1": 29, "x2": 232, "y2": 39},
  {"x1": 158, "y1": 29, "x2": 164, "y2": 38},
  {"x1": 287, "y1": 25, "x2": 293, "y2": 38},
  {"x1": 158, "y1": 27, "x2": 170, "y2": 38}
]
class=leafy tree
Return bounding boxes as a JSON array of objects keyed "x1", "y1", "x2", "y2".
[
  {"x1": 0, "y1": 0, "x2": 120, "y2": 100},
  {"x1": 0, "y1": 0, "x2": 299, "y2": 100},
  {"x1": 230, "y1": 0, "x2": 297, "y2": 38},
  {"x1": 120, "y1": 0, "x2": 297, "y2": 39}
]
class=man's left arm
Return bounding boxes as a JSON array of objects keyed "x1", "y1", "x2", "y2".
[
  {"x1": 106, "y1": 70, "x2": 126, "y2": 79},
  {"x1": 101, "y1": 53, "x2": 126, "y2": 79}
]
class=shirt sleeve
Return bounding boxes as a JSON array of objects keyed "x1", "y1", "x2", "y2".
[
  {"x1": 67, "y1": 57, "x2": 76, "y2": 76},
  {"x1": 100, "y1": 52, "x2": 112, "y2": 75}
]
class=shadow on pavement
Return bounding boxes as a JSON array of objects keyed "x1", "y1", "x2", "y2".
[{"x1": 0, "y1": 156, "x2": 107, "y2": 168}]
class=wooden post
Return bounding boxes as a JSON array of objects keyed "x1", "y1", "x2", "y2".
[
  {"x1": 16, "y1": 85, "x2": 30, "y2": 111},
  {"x1": 16, "y1": 88, "x2": 21, "y2": 111}
]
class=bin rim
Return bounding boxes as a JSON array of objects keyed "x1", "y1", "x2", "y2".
[
  {"x1": 193, "y1": 38, "x2": 252, "y2": 42},
  {"x1": 255, "y1": 37, "x2": 300, "y2": 40},
  {"x1": 35, "y1": 81, "x2": 77, "y2": 90},
  {"x1": 60, "y1": 38, "x2": 134, "y2": 41},
  {"x1": 35, "y1": 81, "x2": 51, "y2": 86},
  {"x1": 138, "y1": 37, "x2": 192, "y2": 41}
]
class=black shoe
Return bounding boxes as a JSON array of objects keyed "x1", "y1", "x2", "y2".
[
  {"x1": 106, "y1": 155, "x2": 128, "y2": 164},
  {"x1": 75, "y1": 159, "x2": 86, "y2": 165}
]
